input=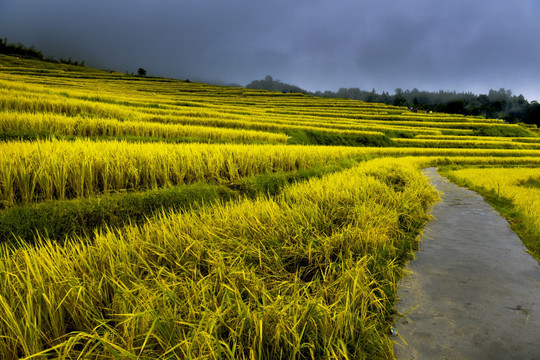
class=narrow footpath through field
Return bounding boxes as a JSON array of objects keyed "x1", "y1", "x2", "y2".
[{"x1": 393, "y1": 167, "x2": 540, "y2": 360}]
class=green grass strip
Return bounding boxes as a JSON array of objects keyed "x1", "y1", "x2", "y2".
[{"x1": 284, "y1": 129, "x2": 396, "y2": 147}]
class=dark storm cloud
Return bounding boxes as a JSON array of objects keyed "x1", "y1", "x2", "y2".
[{"x1": 1, "y1": 0, "x2": 540, "y2": 100}]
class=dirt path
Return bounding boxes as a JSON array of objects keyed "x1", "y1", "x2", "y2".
[{"x1": 393, "y1": 168, "x2": 540, "y2": 360}]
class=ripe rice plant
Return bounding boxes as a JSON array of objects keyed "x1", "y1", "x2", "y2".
[
  {"x1": 393, "y1": 138, "x2": 540, "y2": 149},
  {"x1": 138, "y1": 112, "x2": 389, "y2": 138},
  {"x1": 263, "y1": 107, "x2": 501, "y2": 124},
  {"x1": 415, "y1": 135, "x2": 540, "y2": 143},
  {"x1": 0, "y1": 158, "x2": 438, "y2": 359},
  {"x1": 0, "y1": 140, "x2": 379, "y2": 207},
  {"x1": 0, "y1": 87, "x2": 135, "y2": 120},
  {"x1": 3, "y1": 55, "x2": 540, "y2": 360},
  {"x1": 373, "y1": 147, "x2": 540, "y2": 159},
  {"x1": 0, "y1": 66, "x2": 515, "y2": 142},
  {"x1": 3, "y1": 140, "x2": 538, "y2": 207},
  {"x1": 0, "y1": 111, "x2": 289, "y2": 144}
]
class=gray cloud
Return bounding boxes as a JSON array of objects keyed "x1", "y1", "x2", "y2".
[{"x1": 1, "y1": 0, "x2": 539, "y2": 100}]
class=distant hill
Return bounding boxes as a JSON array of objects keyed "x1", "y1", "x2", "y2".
[{"x1": 246, "y1": 75, "x2": 307, "y2": 94}]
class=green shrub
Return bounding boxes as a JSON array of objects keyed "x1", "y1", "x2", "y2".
[
  {"x1": 474, "y1": 125, "x2": 532, "y2": 137},
  {"x1": 285, "y1": 129, "x2": 395, "y2": 147}
]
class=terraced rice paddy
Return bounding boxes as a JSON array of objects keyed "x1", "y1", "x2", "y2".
[{"x1": 0, "y1": 56, "x2": 539, "y2": 359}]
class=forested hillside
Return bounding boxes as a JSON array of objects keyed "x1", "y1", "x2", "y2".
[{"x1": 247, "y1": 77, "x2": 540, "y2": 126}]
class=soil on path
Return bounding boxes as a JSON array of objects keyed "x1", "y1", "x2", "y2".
[{"x1": 393, "y1": 168, "x2": 540, "y2": 360}]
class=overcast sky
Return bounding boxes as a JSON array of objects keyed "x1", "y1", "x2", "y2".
[{"x1": 1, "y1": 0, "x2": 540, "y2": 101}]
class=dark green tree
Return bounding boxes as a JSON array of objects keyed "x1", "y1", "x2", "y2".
[{"x1": 392, "y1": 88, "x2": 407, "y2": 106}]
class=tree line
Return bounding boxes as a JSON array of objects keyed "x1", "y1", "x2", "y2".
[
  {"x1": 0, "y1": 38, "x2": 85, "y2": 66},
  {"x1": 246, "y1": 75, "x2": 306, "y2": 94},
  {"x1": 246, "y1": 76, "x2": 540, "y2": 126}
]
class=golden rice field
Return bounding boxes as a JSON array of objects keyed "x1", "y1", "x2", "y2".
[
  {"x1": 0, "y1": 55, "x2": 539, "y2": 359},
  {"x1": 393, "y1": 137, "x2": 540, "y2": 149}
]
